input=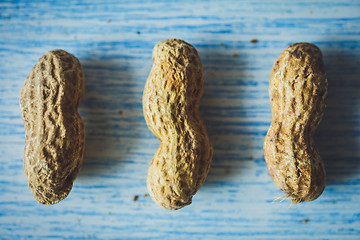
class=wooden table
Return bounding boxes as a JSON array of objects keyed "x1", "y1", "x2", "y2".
[{"x1": 1, "y1": 1, "x2": 359, "y2": 239}]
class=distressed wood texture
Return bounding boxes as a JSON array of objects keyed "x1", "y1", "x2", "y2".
[{"x1": 1, "y1": 0, "x2": 360, "y2": 239}]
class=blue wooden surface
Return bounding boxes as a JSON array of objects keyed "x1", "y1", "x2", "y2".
[{"x1": 1, "y1": 0, "x2": 360, "y2": 239}]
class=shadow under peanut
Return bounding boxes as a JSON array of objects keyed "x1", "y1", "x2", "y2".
[
  {"x1": 77, "y1": 56, "x2": 141, "y2": 178},
  {"x1": 198, "y1": 44, "x2": 255, "y2": 187},
  {"x1": 315, "y1": 50, "x2": 360, "y2": 184}
]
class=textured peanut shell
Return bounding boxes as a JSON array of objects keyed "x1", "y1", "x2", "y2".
[
  {"x1": 20, "y1": 50, "x2": 85, "y2": 205},
  {"x1": 143, "y1": 39, "x2": 213, "y2": 210},
  {"x1": 264, "y1": 43, "x2": 328, "y2": 203}
]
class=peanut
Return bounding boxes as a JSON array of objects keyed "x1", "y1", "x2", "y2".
[
  {"x1": 143, "y1": 39, "x2": 213, "y2": 210},
  {"x1": 264, "y1": 43, "x2": 328, "y2": 203},
  {"x1": 20, "y1": 50, "x2": 85, "y2": 205}
]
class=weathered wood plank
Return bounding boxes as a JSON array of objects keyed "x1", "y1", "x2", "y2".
[{"x1": 1, "y1": 0, "x2": 359, "y2": 239}]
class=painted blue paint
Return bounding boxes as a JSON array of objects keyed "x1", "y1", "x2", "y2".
[{"x1": 1, "y1": 0, "x2": 360, "y2": 239}]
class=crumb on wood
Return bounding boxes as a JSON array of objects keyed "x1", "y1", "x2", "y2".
[
  {"x1": 251, "y1": 39, "x2": 258, "y2": 43},
  {"x1": 143, "y1": 193, "x2": 148, "y2": 198},
  {"x1": 299, "y1": 218, "x2": 310, "y2": 223},
  {"x1": 225, "y1": 168, "x2": 230, "y2": 174},
  {"x1": 232, "y1": 53, "x2": 238, "y2": 58},
  {"x1": 208, "y1": 71, "x2": 215, "y2": 76},
  {"x1": 219, "y1": 43, "x2": 227, "y2": 48},
  {"x1": 133, "y1": 195, "x2": 139, "y2": 201},
  {"x1": 118, "y1": 110, "x2": 123, "y2": 115}
]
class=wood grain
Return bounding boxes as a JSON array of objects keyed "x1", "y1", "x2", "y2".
[{"x1": 0, "y1": 0, "x2": 359, "y2": 239}]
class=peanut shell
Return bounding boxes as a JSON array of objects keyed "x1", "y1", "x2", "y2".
[
  {"x1": 143, "y1": 39, "x2": 213, "y2": 210},
  {"x1": 20, "y1": 49, "x2": 85, "y2": 205},
  {"x1": 264, "y1": 42, "x2": 328, "y2": 203}
]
